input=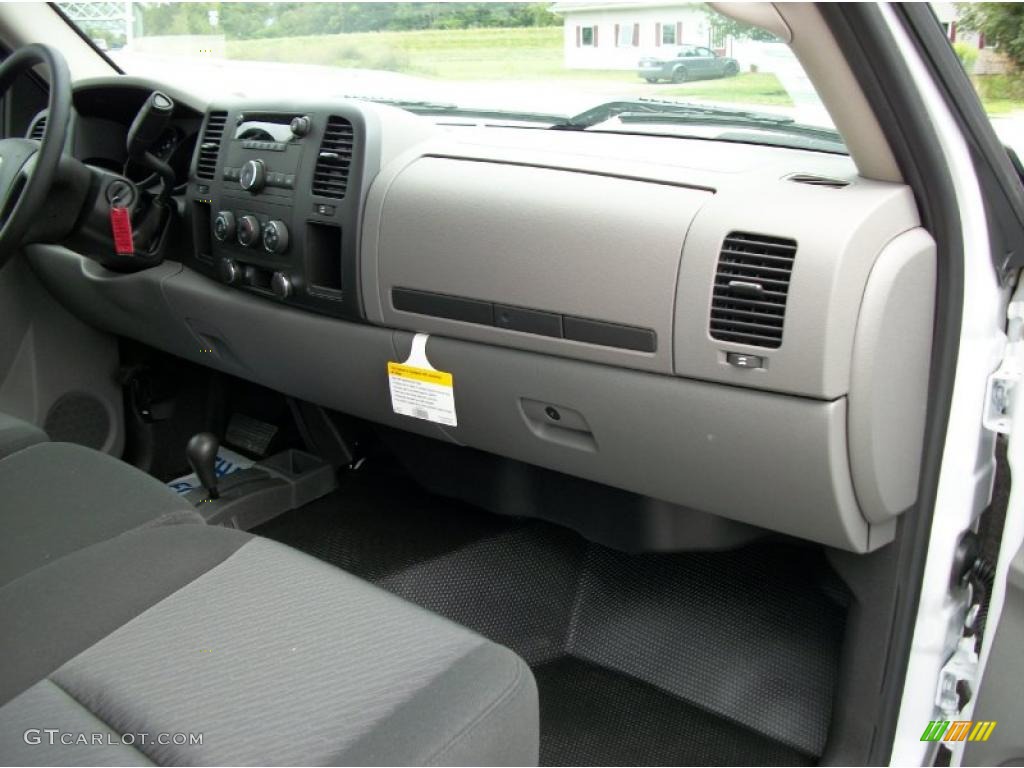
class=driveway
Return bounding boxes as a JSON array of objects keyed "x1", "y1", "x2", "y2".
[{"x1": 991, "y1": 112, "x2": 1024, "y2": 158}]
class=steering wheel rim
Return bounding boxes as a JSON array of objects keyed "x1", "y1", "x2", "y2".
[{"x1": 0, "y1": 44, "x2": 71, "y2": 268}]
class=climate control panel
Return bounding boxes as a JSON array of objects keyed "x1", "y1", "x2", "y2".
[
  {"x1": 215, "y1": 209, "x2": 290, "y2": 255},
  {"x1": 205, "y1": 194, "x2": 299, "y2": 304}
]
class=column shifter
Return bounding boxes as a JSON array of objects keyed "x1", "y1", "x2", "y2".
[
  {"x1": 126, "y1": 90, "x2": 175, "y2": 204},
  {"x1": 122, "y1": 90, "x2": 176, "y2": 257},
  {"x1": 186, "y1": 432, "x2": 221, "y2": 500}
]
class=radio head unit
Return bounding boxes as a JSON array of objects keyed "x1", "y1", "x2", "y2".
[{"x1": 218, "y1": 112, "x2": 312, "y2": 198}]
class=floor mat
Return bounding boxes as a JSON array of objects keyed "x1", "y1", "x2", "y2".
[
  {"x1": 535, "y1": 657, "x2": 814, "y2": 766},
  {"x1": 257, "y1": 465, "x2": 845, "y2": 765}
]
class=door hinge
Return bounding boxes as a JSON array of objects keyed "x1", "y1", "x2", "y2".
[{"x1": 936, "y1": 535, "x2": 998, "y2": 719}]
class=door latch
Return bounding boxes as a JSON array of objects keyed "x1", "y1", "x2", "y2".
[
  {"x1": 984, "y1": 278, "x2": 1024, "y2": 434},
  {"x1": 936, "y1": 633, "x2": 979, "y2": 718}
]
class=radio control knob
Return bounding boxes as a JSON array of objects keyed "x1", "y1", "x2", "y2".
[
  {"x1": 239, "y1": 159, "x2": 266, "y2": 192},
  {"x1": 290, "y1": 115, "x2": 311, "y2": 138},
  {"x1": 218, "y1": 257, "x2": 241, "y2": 285},
  {"x1": 213, "y1": 210, "x2": 235, "y2": 242},
  {"x1": 237, "y1": 215, "x2": 260, "y2": 247},
  {"x1": 271, "y1": 272, "x2": 293, "y2": 299},
  {"x1": 262, "y1": 220, "x2": 290, "y2": 254}
]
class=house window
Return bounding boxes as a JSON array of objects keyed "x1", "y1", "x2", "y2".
[
  {"x1": 617, "y1": 22, "x2": 638, "y2": 48},
  {"x1": 661, "y1": 22, "x2": 677, "y2": 46},
  {"x1": 581, "y1": 25, "x2": 595, "y2": 47}
]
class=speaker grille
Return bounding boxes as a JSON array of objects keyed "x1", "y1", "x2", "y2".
[{"x1": 44, "y1": 393, "x2": 110, "y2": 450}]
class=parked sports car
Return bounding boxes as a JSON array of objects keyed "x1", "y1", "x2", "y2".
[{"x1": 638, "y1": 44, "x2": 741, "y2": 83}]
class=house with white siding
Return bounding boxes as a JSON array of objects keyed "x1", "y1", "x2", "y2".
[
  {"x1": 551, "y1": 1, "x2": 720, "y2": 71},
  {"x1": 931, "y1": 2, "x2": 1010, "y2": 74},
  {"x1": 932, "y1": 2, "x2": 982, "y2": 48}
]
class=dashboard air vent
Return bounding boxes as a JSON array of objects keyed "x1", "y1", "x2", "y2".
[
  {"x1": 195, "y1": 110, "x2": 227, "y2": 180},
  {"x1": 709, "y1": 232, "x2": 797, "y2": 349},
  {"x1": 28, "y1": 114, "x2": 46, "y2": 140},
  {"x1": 788, "y1": 173, "x2": 849, "y2": 189},
  {"x1": 312, "y1": 116, "x2": 354, "y2": 199}
]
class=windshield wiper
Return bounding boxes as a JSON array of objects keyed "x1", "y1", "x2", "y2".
[
  {"x1": 615, "y1": 111, "x2": 842, "y2": 144},
  {"x1": 551, "y1": 98, "x2": 842, "y2": 145},
  {"x1": 341, "y1": 95, "x2": 565, "y2": 125}
]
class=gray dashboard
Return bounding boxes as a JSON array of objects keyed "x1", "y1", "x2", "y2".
[{"x1": 27, "y1": 84, "x2": 937, "y2": 553}]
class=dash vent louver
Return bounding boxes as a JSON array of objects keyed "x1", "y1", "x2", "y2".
[
  {"x1": 195, "y1": 110, "x2": 227, "y2": 180},
  {"x1": 312, "y1": 116, "x2": 354, "y2": 199},
  {"x1": 709, "y1": 232, "x2": 797, "y2": 349},
  {"x1": 28, "y1": 114, "x2": 46, "y2": 140}
]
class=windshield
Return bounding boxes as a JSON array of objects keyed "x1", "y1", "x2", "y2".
[{"x1": 60, "y1": 2, "x2": 847, "y2": 151}]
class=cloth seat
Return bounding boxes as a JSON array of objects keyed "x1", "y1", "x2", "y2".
[
  {"x1": 0, "y1": 411, "x2": 47, "y2": 459},
  {"x1": 0, "y1": 524, "x2": 539, "y2": 766},
  {"x1": 0, "y1": 441, "x2": 200, "y2": 588}
]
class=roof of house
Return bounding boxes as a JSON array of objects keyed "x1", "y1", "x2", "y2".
[{"x1": 550, "y1": 1, "x2": 703, "y2": 15}]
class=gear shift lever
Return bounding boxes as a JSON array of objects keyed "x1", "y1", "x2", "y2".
[{"x1": 186, "y1": 432, "x2": 220, "y2": 500}]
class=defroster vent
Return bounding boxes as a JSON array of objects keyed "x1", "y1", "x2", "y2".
[
  {"x1": 195, "y1": 111, "x2": 227, "y2": 180},
  {"x1": 312, "y1": 116, "x2": 354, "y2": 199},
  {"x1": 709, "y1": 232, "x2": 797, "y2": 349}
]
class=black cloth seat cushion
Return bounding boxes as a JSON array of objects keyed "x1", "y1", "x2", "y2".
[{"x1": 0, "y1": 441, "x2": 200, "y2": 588}]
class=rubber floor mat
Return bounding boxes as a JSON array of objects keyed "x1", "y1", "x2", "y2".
[
  {"x1": 257, "y1": 465, "x2": 845, "y2": 765},
  {"x1": 535, "y1": 657, "x2": 815, "y2": 766}
]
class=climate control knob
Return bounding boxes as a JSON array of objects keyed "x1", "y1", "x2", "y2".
[
  {"x1": 271, "y1": 272, "x2": 293, "y2": 299},
  {"x1": 218, "y1": 257, "x2": 241, "y2": 285},
  {"x1": 239, "y1": 159, "x2": 266, "y2": 192},
  {"x1": 237, "y1": 215, "x2": 260, "y2": 247},
  {"x1": 213, "y1": 210, "x2": 235, "y2": 242},
  {"x1": 262, "y1": 220, "x2": 290, "y2": 254}
]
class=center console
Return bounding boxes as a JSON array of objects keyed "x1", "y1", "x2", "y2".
[{"x1": 186, "y1": 104, "x2": 376, "y2": 320}]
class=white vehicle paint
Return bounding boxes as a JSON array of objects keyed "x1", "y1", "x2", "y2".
[{"x1": 881, "y1": 5, "x2": 1014, "y2": 766}]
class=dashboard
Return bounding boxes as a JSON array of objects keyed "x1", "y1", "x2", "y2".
[{"x1": 26, "y1": 79, "x2": 938, "y2": 554}]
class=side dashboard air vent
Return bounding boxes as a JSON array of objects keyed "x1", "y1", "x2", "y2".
[
  {"x1": 28, "y1": 114, "x2": 46, "y2": 140},
  {"x1": 788, "y1": 173, "x2": 849, "y2": 189},
  {"x1": 709, "y1": 232, "x2": 797, "y2": 349},
  {"x1": 312, "y1": 116, "x2": 354, "y2": 199},
  {"x1": 195, "y1": 111, "x2": 227, "y2": 180}
]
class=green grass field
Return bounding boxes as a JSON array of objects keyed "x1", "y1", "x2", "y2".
[
  {"x1": 972, "y1": 74, "x2": 1024, "y2": 115},
  {"x1": 224, "y1": 26, "x2": 1021, "y2": 114},
  {"x1": 226, "y1": 26, "x2": 631, "y2": 82}
]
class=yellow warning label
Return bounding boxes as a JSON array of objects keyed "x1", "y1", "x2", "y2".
[{"x1": 387, "y1": 362, "x2": 453, "y2": 388}]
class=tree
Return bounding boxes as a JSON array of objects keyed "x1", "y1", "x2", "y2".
[
  {"x1": 958, "y1": 3, "x2": 1024, "y2": 70},
  {"x1": 137, "y1": 2, "x2": 560, "y2": 40},
  {"x1": 700, "y1": 8, "x2": 777, "y2": 42}
]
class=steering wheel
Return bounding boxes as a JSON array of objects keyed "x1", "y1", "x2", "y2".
[{"x1": 0, "y1": 44, "x2": 71, "y2": 269}]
